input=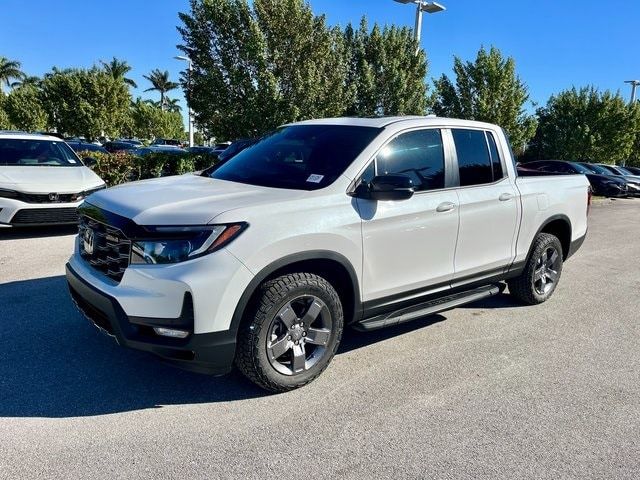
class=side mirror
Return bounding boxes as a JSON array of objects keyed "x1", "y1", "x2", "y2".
[
  {"x1": 354, "y1": 174, "x2": 415, "y2": 201},
  {"x1": 83, "y1": 156, "x2": 97, "y2": 167}
]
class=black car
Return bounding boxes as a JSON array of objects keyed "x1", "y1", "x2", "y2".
[
  {"x1": 186, "y1": 146, "x2": 218, "y2": 156},
  {"x1": 577, "y1": 162, "x2": 640, "y2": 197},
  {"x1": 624, "y1": 166, "x2": 640, "y2": 175},
  {"x1": 521, "y1": 160, "x2": 630, "y2": 198},
  {"x1": 66, "y1": 141, "x2": 108, "y2": 155},
  {"x1": 103, "y1": 141, "x2": 138, "y2": 153}
]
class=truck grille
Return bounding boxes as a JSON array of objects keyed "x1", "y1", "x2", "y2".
[
  {"x1": 78, "y1": 215, "x2": 131, "y2": 282},
  {"x1": 11, "y1": 207, "x2": 79, "y2": 225}
]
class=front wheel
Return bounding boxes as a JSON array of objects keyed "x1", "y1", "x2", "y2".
[
  {"x1": 508, "y1": 233, "x2": 564, "y2": 305},
  {"x1": 235, "y1": 273, "x2": 343, "y2": 392}
]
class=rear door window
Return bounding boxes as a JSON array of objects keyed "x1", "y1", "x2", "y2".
[{"x1": 452, "y1": 129, "x2": 493, "y2": 186}]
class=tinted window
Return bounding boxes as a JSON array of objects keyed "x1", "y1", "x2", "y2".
[
  {"x1": 452, "y1": 129, "x2": 493, "y2": 186},
  {"x1": 210, "y1": 125, "x2": 381, "y2": 190},
  {"x1": 486, "y1": 132, "x2": 503, "y2": 180},
  {"x1": 375, "y1": 129, "x2": 445, "y2": 191},
  {"x1": 0, "y1": 139, "x2": 81, "y2": 167}
]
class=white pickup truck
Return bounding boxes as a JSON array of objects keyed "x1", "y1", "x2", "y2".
[{"x1": 66, "y1": 116, "x2": 590, "y2": 391}]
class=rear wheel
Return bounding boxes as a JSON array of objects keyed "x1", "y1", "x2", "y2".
[
  {"x1": 508, "y1": 233, "x2": 563, "y2": 305},
  {"x1": 235, "y1": 273, "x2": 343, "y2": 392}
]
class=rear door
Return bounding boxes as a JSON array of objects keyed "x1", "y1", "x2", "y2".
[
  {"x1": 450, "y1": 128, "x2": 519, "y2": 283},
  {"x1": 357, "y1": 128, "x2": 460, "y2": 303}
]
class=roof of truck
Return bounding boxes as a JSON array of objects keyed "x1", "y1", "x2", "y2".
[
  {"x1": 0, "y1": 131, "x2": 63, "y2": 142},
  {"x1": 287, "y1": 116, "x2": 501, "y2": 130}
]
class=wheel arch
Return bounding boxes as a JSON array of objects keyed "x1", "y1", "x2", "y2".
[
  {"x1": 537, "y1": 215, "x2": 572, "y2": 260},
  {"x1": 229, "y1": 251, "x2": 362, "y2": 339}
]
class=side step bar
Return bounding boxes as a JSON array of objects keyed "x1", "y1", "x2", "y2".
[{"x1": 354, "y1": 284, "x2": 503, "y2": 332}]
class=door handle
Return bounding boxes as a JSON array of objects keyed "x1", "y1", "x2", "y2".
[
  {"x1": 499, "y1": 193, "x2": 514, "y2": 201},
  {"x1": 436, "y1": 202, "x2": 456, "y2": 213}
]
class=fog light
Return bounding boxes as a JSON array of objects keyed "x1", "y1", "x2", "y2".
[{"x1": 153, "y1": 327, "x2": 189, "y2": 338}]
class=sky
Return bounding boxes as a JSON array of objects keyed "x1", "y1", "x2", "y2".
[{"x1": 1, "y1": 0, "x2": 638, "y2": 118}]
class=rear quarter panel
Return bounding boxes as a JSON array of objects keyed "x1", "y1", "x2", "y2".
[{"x1": 514, "y1": 175, "x2": 590, "y2": 263}]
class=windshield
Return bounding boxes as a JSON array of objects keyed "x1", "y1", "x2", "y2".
[
  {"x1": 616, "y1": 166, "x2": 634, "y2": 175},
  {"x1": 571, "y1": 162, "x2": 592, "y2": 174},
  {"x1": 209, "y1": 125, "x2": 381, "y2": 190},
  {"x1": 0, "y1": 138, "x2": 82, "y2": 167},
  {"x1": 581, "y1": 163, "x2": 609, "y2": 175}
]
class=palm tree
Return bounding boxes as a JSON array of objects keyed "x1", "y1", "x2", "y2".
[
  {"x1": 100, "y1": 57, "x2": 137, "y2": 88},
  {"x1": 0, "y1": 57, "x2": 25, "y2": 91},
  {"x1": 164, "y1": 98, "x2": 182, "y2": 113},
  {"x1": 143, "y1": 69, "x2": 178, "y2": 111},
  {"x1": 10, "y1": 75, "x2": 41, "y2": 88}
]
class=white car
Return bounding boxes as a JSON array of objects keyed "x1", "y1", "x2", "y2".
[
  {"x1": 0, "y1": 132, "x2": 106, "y2": 227},
  {"x1": 66, "y1": 117, "x2": 590, "y2": 391}
]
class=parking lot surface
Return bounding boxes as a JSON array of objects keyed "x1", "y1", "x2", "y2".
[{"x1": 1, "y1": 199, "x2": 639, "y2": 479}]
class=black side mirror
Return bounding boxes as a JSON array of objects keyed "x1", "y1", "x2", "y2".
[
  {"x1": 354, "y1": 174, "x2": 415, "y2": 201},
  {"x1": 83, "y1": 156, "x2": 97, "y2": 167}
]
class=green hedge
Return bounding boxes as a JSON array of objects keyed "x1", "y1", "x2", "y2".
[{"x1": 77, "y1": 150, "x2": 217, "y2": 186}]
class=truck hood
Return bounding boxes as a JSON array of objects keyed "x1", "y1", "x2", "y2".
[
  {"x1": 86, "y1": 174, "x2": 306, "y2": 225},
  {"x1": 0, "y1": 166, "x2": 104, "y2": 192}
]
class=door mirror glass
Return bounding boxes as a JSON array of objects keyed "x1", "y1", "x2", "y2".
[{"x1": 83, "y1": 156, "x2": 97, "y2": 167}]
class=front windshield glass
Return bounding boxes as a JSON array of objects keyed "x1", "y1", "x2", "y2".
[
  {"x1": 571, "y1": 162, "x2": 592, "y2": 174},
  {"x1": 582, "y1": 163, "x2": 609, "y2": 175},
  {"x1": 0, "y1": 138, "x2": 82, "y2": 167},
  {"x1": 616, "y1": 166, "x2": 633, "y2": 175},
  {"x1": 209, "y1": 125, "x2": 381, "y2": 190}
]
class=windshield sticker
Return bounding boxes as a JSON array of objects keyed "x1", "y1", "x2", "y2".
[
  {"x1": 306, "y1": 174, "x2": 324, "y2": 183},
  {"x1": 68, "y1": 159, "x2": 77, "y2": 163}
]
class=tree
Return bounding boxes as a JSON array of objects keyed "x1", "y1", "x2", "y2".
[
  {"x1": 344, "y1": 18, "x2": 427, "y2": 116},
  {"x1": 101, "y1": 57, "x2": 137, "y2": 88},
  {"x1": 10, "y1": 75, "x2": 41, "y2": 88},
  {"x1": 432, "y1": 46, "x2": 536, "y2": 155},
  {"x1": 0, "y1": 56, "x2": 25, "y2": 91},
  {"x1": 4, "y1": 84, "x2": 48, "y2": 131},
  {"x1": 529, "y1": 87, "x2": 640, "y2": 164},
  {"x1": 143, "y1": 69, "x2": 178, "y2": 110},
  {"x1": 128, "y1": 98, "x2": 184, "y2": 139},
  {"x1": 0, "y1": 92, "x2": 12, "y2": 129},
  {"x1": 41, "y1": 67, "x2": 131, "y2": 139}
]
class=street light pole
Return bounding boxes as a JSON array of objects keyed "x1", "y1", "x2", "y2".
[
  {"x1": 394, "y1": 0, "x2": 446, "y2": 54},
  {"x1": 174, "y1": 55, "x2": 194, "y2": 147},
  {"x1": 624, "y1": 80, "x2": 640, "y2": 105}
]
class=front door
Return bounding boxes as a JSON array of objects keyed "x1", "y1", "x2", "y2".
[{"x1": 357, "y1": 128, "x2": 460, "y2": 305}]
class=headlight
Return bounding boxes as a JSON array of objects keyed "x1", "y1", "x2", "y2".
[
  {"x1": 0, "y1": 188, "x2": 19, "y2": 199},
  {"x1": 130, "y1": 223, "x2": 247, "y2": 264}
]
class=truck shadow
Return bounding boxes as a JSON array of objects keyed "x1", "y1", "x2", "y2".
[{"x1": 0, "y1": 275, "x2": 513, "y2": 418}]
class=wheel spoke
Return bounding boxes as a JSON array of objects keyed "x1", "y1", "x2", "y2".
[
  {"x1": 539, "y1": 275, "x2": 547, "y2": 289},
  {"x1": 306, "y1": 327, "x2": 331, "y2": 346},
  {"x1": 534, "y1": 268, "x2": 545, "y2": 282},
  {"x1": 540, "y1": 250, "x2": 548, "y2": 264},
  {"x1": 277, "y1": 302, "x2": 297, "y2": 328},
  {"x1": 546, "y1": 269, "x2": 559, "y2": 282},
  {"x1": 547, "y1": 250, "x2": 558, "y2": 267},
  {"x1": 301, "y1": 299, "x2": 324, "y2": 326},
  {"x1": 269, "y1": 336, "x2": 291, "y2": 359},
  {"x1": 291, "y1": 344, "x2": 306, "y2": 372}
]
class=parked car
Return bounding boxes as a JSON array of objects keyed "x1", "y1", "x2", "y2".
[
  {"x1": 66, "y1": 141, "x2": 109, "y2": 155},
  {"x1": 151, "y1": 138, "x2": 182, "y2": 147},
  {"x1": 596, "y1": 164, "x2": 640, "y2": 182},
  {"x1": 116, "y1": 138, "x2": 143, "y2": 147},
  {"x1": 211, "y1": 142, "x2": 232, "y2": 157},
  {"x1": 186, "y1": 146, "x2": 218, "y2": 156},
  {"x1": 624, "y1": 166, "x2": 640, "y2": 176},
  {"x1": 103, "y1": 141, "x2": 138, "y2": 153},
  {"x1": 578, "y1": 163, "x2": 640, "y2": 197},
  {"x1": 66, "y1": 117, "x2": 589, "y2": 391},
  {"x1": 0, "y1": 132, "x2": 105, "y2": 227},
  {"x1": 132, "y1": 145, "x2": 187, "y2": 157},
  {"x1": 519, "y1": 160, "x2": 631, "y2": 197}
]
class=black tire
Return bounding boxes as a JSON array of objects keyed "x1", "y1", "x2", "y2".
[
  {"x1": 508, "y1": 233, "x2": 564, "y2": 305},
  {"x1": 235, "y1": 273, "x2": 344, "y2": 392}
]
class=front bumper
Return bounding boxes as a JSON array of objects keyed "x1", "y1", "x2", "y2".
[
  {"x1": 0, "y1": 198, "x2": 81, "y2": 227},
  {"x1": 66, "y1": 262, "x2": 237, "y2": 375}
]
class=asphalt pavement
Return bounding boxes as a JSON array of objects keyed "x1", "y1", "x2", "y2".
[{"x1": 0, "y1": 199, "x2": 639, "y2": 479}]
